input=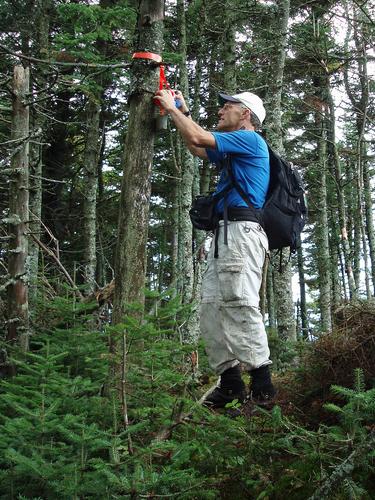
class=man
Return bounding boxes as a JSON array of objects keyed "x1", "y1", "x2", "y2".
[{"x1": 155, "y1": 89, "x2": 275, "y2": 409}]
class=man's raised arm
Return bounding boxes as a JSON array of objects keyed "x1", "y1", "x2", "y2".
[{"x1": 154, "y1": 89, "x2": 216, "y2": 160}]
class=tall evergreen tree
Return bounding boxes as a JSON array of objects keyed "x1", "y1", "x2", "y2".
[
  {"x1": 7, "y1": 66, "x2": 30, "y2": 350},
  {"x1": 113, "y1": 0, "x2": 165, "y2": 321},
  {"x1": 265, "y1": 0, "x2": 296, "y2": 341}
]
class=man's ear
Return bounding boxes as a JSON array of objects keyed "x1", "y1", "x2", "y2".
[{"x1": 242, "y1": 107, "x2": 251, "y2": 121}]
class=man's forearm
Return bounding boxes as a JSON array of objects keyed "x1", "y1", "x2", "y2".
[
  {"x1": 168, "y1": 107, "x2": 215, "y2": 151},
  {"x1": 186, "y1": 143, "x2": 208, "y2": 158},
  {"x1": 154, "y1": 89, "x2": 214, "y2": 158}
]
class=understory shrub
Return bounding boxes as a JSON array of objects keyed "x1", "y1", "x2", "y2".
[
  {"x1": 277, "y1": 300, "x2": 375, "y2": 426},
  {"x1": 0, "y1": 295, "x2": 374, "y2": 499}
]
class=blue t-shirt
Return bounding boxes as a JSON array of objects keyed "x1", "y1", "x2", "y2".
[{"x1": 206, "y1": 130, "x2": 270, "y2": 212}]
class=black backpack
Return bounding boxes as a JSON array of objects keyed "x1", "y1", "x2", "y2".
[
  {"x1": 261, "y1": 145, "x2": 307, "y2": 251},
  {"x1": 190, "y1": 141, "x2": 307, "y2": 253}
]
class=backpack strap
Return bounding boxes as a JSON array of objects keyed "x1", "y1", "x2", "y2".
[
  {"x1": 223, "y1": 194, "x2": 228, "y2": 246},
  {"x1": 224, "y1": 156, "x2": 263, "y2": 225},
  {"x1": 213, "y1": 155, "x2": 263, "y2": 258},
  {"x1": 212, "y1": 179, "x2": 231, "y2": 259}
]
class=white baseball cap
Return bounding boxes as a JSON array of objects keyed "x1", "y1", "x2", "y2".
[{"x1": 218, "y1": 91, "x2": 266, "y2": 124}]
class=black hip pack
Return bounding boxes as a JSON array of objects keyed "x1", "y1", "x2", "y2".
[{"x1": 189, "y1": 194, "x2": 219, "y2": 232}]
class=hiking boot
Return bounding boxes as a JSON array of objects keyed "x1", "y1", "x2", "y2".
[
  {"x1": 203, "y1": 365, "x2": 246, "y2": 409},
  {"x1": 203, "y1": 386, "x2": 247, "y2": 409},
  {"x1": 249, "y1": 365, "x2": 275, "y2": 407},
  {"x1": 249, "y1": 384, "x2": 276, "y2": 407},
  {"x1": 226, "y1": 386, "x2": 277, "y2": 419}
]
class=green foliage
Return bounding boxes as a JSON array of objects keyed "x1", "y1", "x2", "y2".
[
  {"x1": 1, "y1": 297, "x2": 374, "y2": 498},
  {"x1": 0, "y1": 324, "x2": 113, "y2": 498},
  {"x1": 54, "y1": 2, "x2": 137, "y2": 63},
  {"x1": 267, "y1": 329, "x2": 304, "y2": 371},
  {"x1": 324, "y1": 369, "x2": 375, "y2": 436}
]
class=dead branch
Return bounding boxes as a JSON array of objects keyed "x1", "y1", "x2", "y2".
[
  {"x1": 0, "y1": 44, "x2": 132, "y2": 69},
  {"x1": 152, "y1": 380, "x2": 219, "y2": 443},
  {"x1": 30, "y1": 234, "x2": 83, "y2": 300}
]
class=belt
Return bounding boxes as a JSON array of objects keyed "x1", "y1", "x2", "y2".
[
  {"x1": 218, "y1": 206, "x2": 263, "y2": 224},
  {"x1": 214, "y1": 206, "x2": 264, "y2": 258}
]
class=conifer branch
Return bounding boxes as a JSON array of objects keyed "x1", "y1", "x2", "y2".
[{"x1": 308, "y1": 430, "x2": 375, "y2": 499}]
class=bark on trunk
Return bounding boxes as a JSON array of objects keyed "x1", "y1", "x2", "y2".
[
  {"x1": 344, "y1": 2, "x2": 372, "y2": 296},
  {"x1": 313, "y1": 112, "x2": 332, "y2": 331},
  {"x1": 222, "y1": 2, "x2": 236, "y2": 93},
  {"x1": 266, "y1": 268, "x2": 276, "y2": 330},
  {"x1": 330, "y1": 227, "x2": 343, "y2": 310},
  {"x1": 82, "y1": 98, "x2": 101, "y2": 293},
  {"x1": 363, "y1": 155, "x2": 375, "y2": 295},
  {"x1": 7, "y1": 66, "x2": 30, "y2": 351},
  {"x1": 326, "y1": 83, "x2": 357, "y2": 299},
  {"x1": 96, "y1": 119, "x2": 107, "y2": 288},
  {"x1": 28, "y1": 0, "x2": 53, "y2": 291},
  {"x1": 272, "y1": 252, "x2": 296, "y2": 341},
  {"x1": 297, "y1": 245, "x2": 308, "y2": 338},
  {"x1": 113, "y1": 0, "x2": 165, "y2": 322},
  {"x1": 191, "y1": 50, "x2": 205, "y2": 325},
  {"x1": 265, "y1": 0, "x2": 296, "y2": 341},
  {"x1": 176, "y1": 0, "x2": 194, "y2": 303}
]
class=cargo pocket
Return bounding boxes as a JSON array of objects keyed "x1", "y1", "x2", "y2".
[{"x1": 217, "y1": 259, "x2": 244, "y2": 302}]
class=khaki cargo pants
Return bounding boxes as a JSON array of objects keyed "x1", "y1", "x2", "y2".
[{"x1": 200, "y1": 220, "x2": 271, "y2": 374}]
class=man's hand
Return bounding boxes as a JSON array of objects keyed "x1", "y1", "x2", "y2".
[
  {"x1": 174, "y1": 90, "x2": 189, "y2": 114},
  {"x1": 154, "y1": 89, "x2": 176, "y2": 113},
  {"x1": 154, "y1": 89, "x2": 213, "y2": 159}
]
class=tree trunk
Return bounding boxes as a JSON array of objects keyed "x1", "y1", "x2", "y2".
[
  {"x1": 222, "y1": 1, "x2": 236, "y2": 93},
  {"x1": 273, "y1": 252, "x2": 296, "y2": 341},
  {"x1": 344, "y1": 1, "x2": 372, "y2": 296},
  {"x1": 28, "y1": 0, "x2": 53, "y2": 292},
  {"x1": 326, "y1": 82, "x2": 357, "y2": 299},
  {"x1": 313, "y1": 112, "x2": 332, "y2": 331},
  {"x1": 190, "y1": 48, "x2": 205, "y2": 328},
  {"x1": 82, "y1": 98, "x2": 101, "y2": 293},
  {"x1": 96, "y1": 118, "x2": 107, "y2": 288},
  {"x1": 113, "y1": 0, "x2": 165, "y2": 322},
  {"x1": 330, "y1": 222, "x2": 344, "y2": 311},
  {"x1": 266, "y1": 268, "x2": 276, "y2": 330},
  {"x1": 7, "y1": 66, "x2": 30, "y2": 351},
  {"x1": 265, "y1": 0, "x2": 296, "y2": 341},
  {"x1": 170, "y1": 173, "x2": 180, "y2": 292},
  {"x1": 297, "y1": 244, "x2": 308, "y2": 338},
  {"x1": 363, "y1": 153, "x2": 375, "y2": 295},
  {"x1": 351, "y1": 198, "x2": 361, "y2": 293},
  {"x1": 176, "y1": 0, "x2": 194, "y2": 310}
]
